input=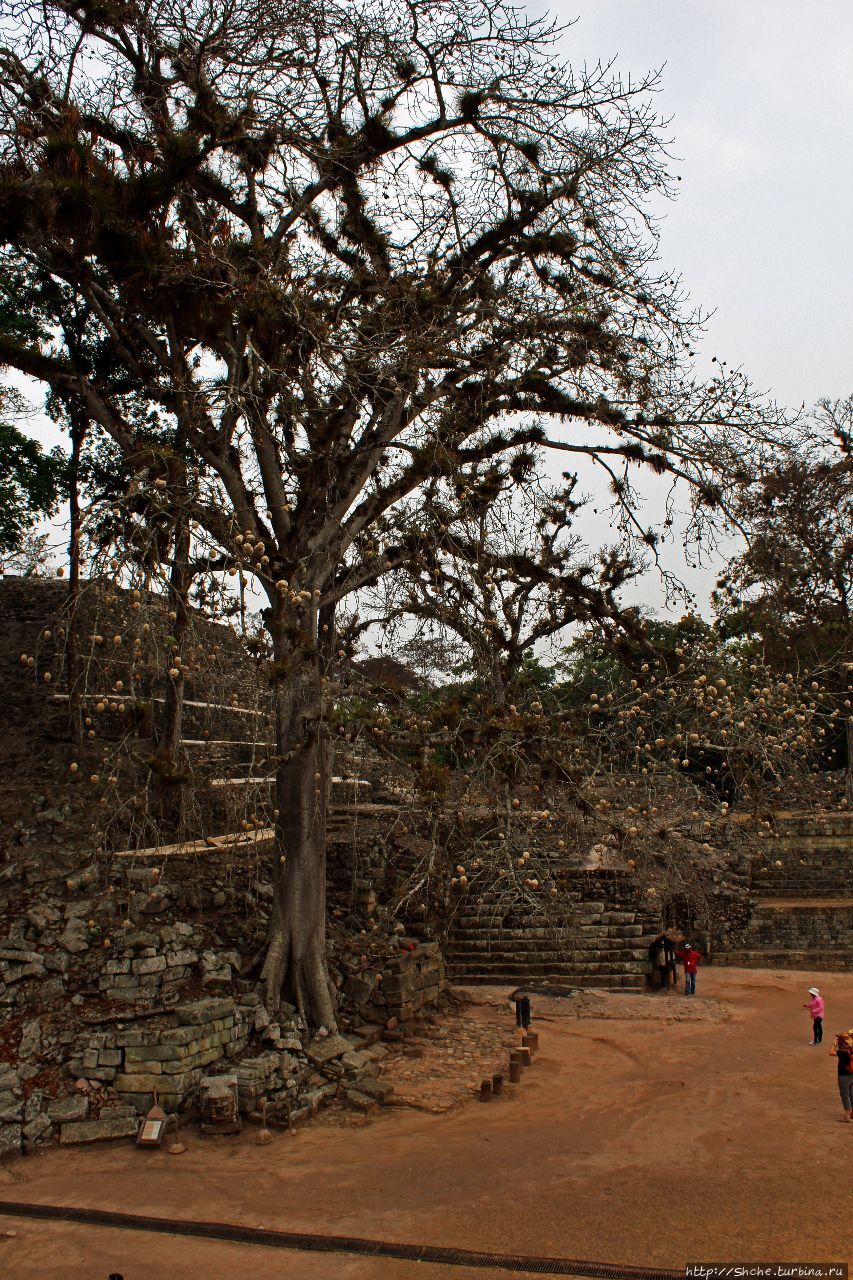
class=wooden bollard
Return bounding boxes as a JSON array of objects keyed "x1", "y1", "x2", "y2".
[
  {"x1": 522, "y1": 1031, "x2": 539, "y2": 1053},
  {"x1": 492, "y1": 1073, "x2": 504, "y2": 1097},
  {"x1": 508, "y1": 1053, "x2": 521, "y2": 1083},
  {"x1": 517, "y1": 1045, "x2": 532, "y2": 1068},
  {"x1": 479, "y1": 1078, "x2": 492, "y2": 1102}
]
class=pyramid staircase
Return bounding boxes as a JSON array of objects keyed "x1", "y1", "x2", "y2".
[
  {"x1": 444, "y1": 869, "x2": 659, "y2": 991},
  {"x1": 716, "y1": 810, "x2": 853, "y2": 971}
]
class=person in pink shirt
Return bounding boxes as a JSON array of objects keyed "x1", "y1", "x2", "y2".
[{"x1": 803, "y1": 987, "x2": 824, "y2": 1044}]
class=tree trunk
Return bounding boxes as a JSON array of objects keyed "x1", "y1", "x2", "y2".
[
  {"x1": 158, "y1": 512, "x2": 192, "y2": 763},
  {"x1": 66, "y1": 412, "x2": 84, "y2": 746},
  {"x1": 262, "y1": 615, "x2": 336, "y2": 1030},
  {"x1": 846, "y1": 716, "x2": 853, "y2": 808}
]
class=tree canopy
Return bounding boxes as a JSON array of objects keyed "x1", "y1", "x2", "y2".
[{"x1": 0, "y1": 0, "x2": 791, "y2": 1024}]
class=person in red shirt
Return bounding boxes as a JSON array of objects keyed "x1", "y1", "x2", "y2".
[{"x1": 675, "y1": 943, "x2": 703, "y2": 995}]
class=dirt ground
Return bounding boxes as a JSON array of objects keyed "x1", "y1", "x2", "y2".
[{"x1": 2, "y1": 967, "x2": 852, "y2": 1279}]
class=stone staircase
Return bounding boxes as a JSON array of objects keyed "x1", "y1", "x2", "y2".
[
  {"x1": 445, "y1": 870, "x2": 659, "y2": 991},
  {"x1": 716, "y1": 810, "x2": 853, "y2": 971}
]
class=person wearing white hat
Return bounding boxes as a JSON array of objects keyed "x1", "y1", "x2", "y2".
[{"x1": 803, "y1": 987, "x2": 824, "y2": 1045}]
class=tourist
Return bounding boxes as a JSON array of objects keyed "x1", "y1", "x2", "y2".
[
  {"x1": 647, "y1": 933, "x2": 671, "y2": 990},
  {"x1": 829, "y1": 1031, "x2": 853, "y2": 1122},
  {"x1": 675, "y1": 941, "x2": 703, "y2": 995},
  {"x1": 803, "y1": 987, "x2": 825, "y2": 1045},
  {"x1": 662, "y1": 932, "x2": 679, "y2": 990}
]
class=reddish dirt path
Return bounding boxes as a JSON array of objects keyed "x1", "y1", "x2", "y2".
[{"x1": 2, "y1": 967, "x2": 853, "y2": 1279}]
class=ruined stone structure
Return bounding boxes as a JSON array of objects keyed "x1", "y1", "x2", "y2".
[
  {"x1": 716, "y1": 810, "x2": 853, "y2": 970},
  {"x1": 2, "y1": 576, "x2": 852, "y2": 1161},
  {"x1": 444, "y1": 871, "x2": 659, "y2": 991}
]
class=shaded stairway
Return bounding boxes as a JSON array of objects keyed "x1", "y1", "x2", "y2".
[
  {"x1": 445, "y1": 870, "x2": 659, "y2": 991},
  {"x1": 716, "y1": 810, "x2": 853, "y2": 971}
]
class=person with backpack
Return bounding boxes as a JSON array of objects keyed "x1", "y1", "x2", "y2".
[
  {"x1": 647, "y1": 933, "x2": 673, "y2": 990},
  {"x1": 803, "y1": 987, "x2": 825, "y2": 1045},
  {"x1": 675, "y1": 942, "x2": 703, "y2": 995},
  {"x1": 829, "y1": 1031, "x2": 853, "y2": 1122}
]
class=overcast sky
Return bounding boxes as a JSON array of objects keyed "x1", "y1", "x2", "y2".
[
  {"x1": 529, "y1": 0, "x2": 853, "y2": 617},
  {"x1": 549, "y1": 0, "x2": 853, "y2": 408},
  {"x1": 10, "y1": 1, "x2": 853, "y2": 617}
]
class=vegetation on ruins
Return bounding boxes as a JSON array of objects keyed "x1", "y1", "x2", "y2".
[{"x1": 0, "y1": 0, "x2": 794, "y2": 1026}]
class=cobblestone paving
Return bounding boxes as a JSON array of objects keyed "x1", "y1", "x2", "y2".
[{"x1": 380, "y1": 994, "x2": 520, "y2": 1112}]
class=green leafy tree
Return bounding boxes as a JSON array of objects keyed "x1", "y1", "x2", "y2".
[{"x1": 0, "y1": 410, "x2": 67, "y2": 556}]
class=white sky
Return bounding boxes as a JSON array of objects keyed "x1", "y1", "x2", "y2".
[
  {"x1": 540, "y1": 0, "x2": 853, "y2": 616},
  {"x1": 9, "y1": 0, "x2": 853, "y2": 618},
  {"x1": 551, "y1": 0, "x2": 853, "y2": 408}
]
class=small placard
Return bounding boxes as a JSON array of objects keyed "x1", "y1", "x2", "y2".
[{"x1": 140, "y1": 1119, "x2": 164, "y2": 1143}]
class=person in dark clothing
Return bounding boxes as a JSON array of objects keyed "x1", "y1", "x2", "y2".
[
  {"x1": 647, "y1": 934, "x2": 671, "y2": 990},
  {"x1": 830, "y1": 1032, "x2": 853, "y2": 1122},
  {"x1": 662, "y1": 933, "x2": 679, "y2": 990}
]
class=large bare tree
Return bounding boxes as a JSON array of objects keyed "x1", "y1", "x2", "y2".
[
  {"x1": 367, "y1": 470, "x2": 640, "y2": 703},
  {"x1": 0, "y1": 0, "x2": 784, "y2": 1025}
]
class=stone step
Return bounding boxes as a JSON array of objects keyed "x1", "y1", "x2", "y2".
[
  {"x1": 446, "y1": 937, "x2": 648, "y2": 953},
  {"x1": 753, "y1": 898, "x2": 853, "y2": 910},
  {"x1": 450, "y1": 971, "x2": 645, "y2": 990},
  {"x1": 714, "y1": 949, "x2": 853, "y2": 971},
  {"x1": 445, "y1": 951, "x2": 649, "y2": 967},
  {"x1": 447, "y1": 957, "x2": 648, "y2": 975}
]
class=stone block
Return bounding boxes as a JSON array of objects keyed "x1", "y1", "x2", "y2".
[
  {"x1": 379, "y1": 974, "x2": 409, "y2": 996},
  {"x1": 343, "y1": 976, "x2": 375, "y2": 1003},
  {"x1": 354, "y1": 1077, "x2": 394, "y2": 1103},
  {"x1": 345, "y1": 1089, "x2": 378, "y2": 1112},
  {"x1": 114, "y1": 1072, "x2": 165, "y2": 1094},
  {"x1": 60, "y1": 1114, "x2": 139, "y2": 1144},
  {"x1": 0, "y1": 1123, "x2": 22, "y2": 1159},
  {"x1": 48, "y1": 1096, "x2": 89, "y2": 1123},
  {"x1": 128, "y1": 1069, "x2": 196, "y2": 1095},
  {"x1": 175, "y1": 998, "x2": 234, "y2": 1025},
  {"x1": 124, "y1": 1044, "x2": 181, "y2": 1063},
  {"x1": 58, "y1": 927, "x2": 89, "y2": 955},
  {"x1": 201, "y1": 969, "x2": 232, "y2": 989},
  {"x1": 131, "y1": 955, "x2": 167, "y2": 975},
  {"x1": 166, "y1": 949, "x2": 198, "y2": 967},
  {"x1": 341, "y1": 1050, "x2": 373, "y2": 1072},
  {"x1": 23, "y1": 1113, "x2": 52, "y2": 1142},
  {"x1": 0, "y1": 948, "x2": 42, "y2": 964},
  {"x1": 159, "y1": 1025, "x2": 201, "y2": 1046},
  {"x1": 114, "y1": 1028, "x2": 153, "y2": 1047},
  {"x1": 103, "y1": 958, "x2": 132, "y2": 975},
  {"x1": 98, "y1": 1049, "x2": 122, "y2": 1067},
  {"x1": 306, "y1": 1034, "x2": 350, "y2": 1066},
  {"x1": 161, "y1": 1054, "x2": 199, "y2": 1074},
  {"x1": 0, "y1": 1092, "x2": 22, "y2": 1123},
  {"x1": 85, "y1": 1066, "x2": 117, "y2": 1084}
]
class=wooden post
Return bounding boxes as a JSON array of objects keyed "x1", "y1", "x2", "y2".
[
  {"x1": 522, "y1": 1030, "x2": 539, "y2": 1052},
  {"x1": 478, "y1": 1078, "x2": 492, "y2": 1102},
  {"x1": 492, "y1": 1073, "x2": 504, "y2": 1097},
  {"x1": 509, "y1": 1052, "x2": 521, "y2": 1083}
]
